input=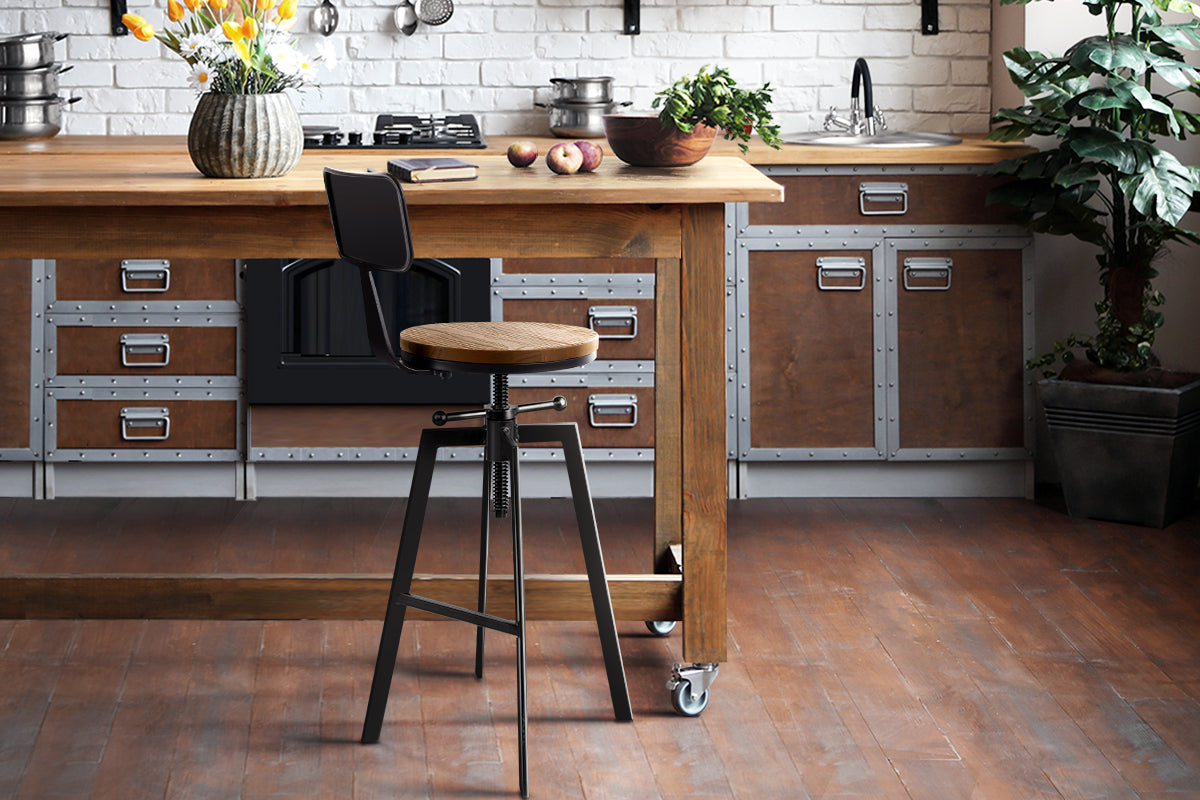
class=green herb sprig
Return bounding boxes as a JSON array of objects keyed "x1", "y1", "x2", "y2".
[{"x1": 652, "y1": 65, "x2": 782, "y2": 154}]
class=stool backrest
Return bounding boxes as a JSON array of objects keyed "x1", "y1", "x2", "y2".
[
  {"x1": 323, "y1": 167, "x2": 419, "y2": 373},
  {"x1": 323, "y1": 167, "x2": 415, "y2": 273}
]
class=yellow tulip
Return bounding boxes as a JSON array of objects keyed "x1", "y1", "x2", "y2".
[
  {"x1": 232, "y1": 38, "x2": 252, "y2": 64},
  {"x1": 222, "y1": 19, "x2": 242, "y2": 40},
  {"x1": 278, "y1": 0, "x2": 297, "y2": 19},
  {"x1": 167, "y1": 0, "x2": 185, "y2": 21},
  {"x1": 121, "y1": 14, "x2": 156, "y2": 41},
  {"x1": 121, "y1": 12, "x2": 148, "y2": 29},
  {"x1": 209, "y1": 0, "x2": 228, "y2": 8},
  {"x1": 183, "y1": 0, "x2": 204, "y2": 9},
  {"x1": 256, "y1": 0, "x2": 278, "y2": 9},
  {"x1": 241, "y1": 16, "x2": 259, "y2": 39}
]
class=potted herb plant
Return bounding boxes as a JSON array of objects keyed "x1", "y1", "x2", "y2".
[
  {"x1": 988, "y1": 0, "x2": 1200, "y2": 526},
  {"x1": 603, "y1": 65, "x2": 782, "y2": 167}
]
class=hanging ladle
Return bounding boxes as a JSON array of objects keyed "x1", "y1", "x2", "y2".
[
  {"x1": 394, "y1": 1, "x2": 418, "y2": 36},
  {"x1": 313, "y1": 0, "x2": 339, "y2": 36}
]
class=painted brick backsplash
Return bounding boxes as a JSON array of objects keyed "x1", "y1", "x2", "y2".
[{"x1": 10, "y1": 0, "x2": 992, "y2": 137}]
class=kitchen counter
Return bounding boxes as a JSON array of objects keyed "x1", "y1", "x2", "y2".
[
  {"x1": 0, "y1": 133, "x2": 1032, "y2": 166},
  {"x1": 0, "y1": 144, "x2": 783, "y2": 669}
]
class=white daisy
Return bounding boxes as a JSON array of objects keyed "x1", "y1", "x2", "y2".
[
  {"x1": 178, "y1": 34, "x2": 207, "y2": 58},
  {"x1": 187, "y1": 62, "x2": 213, "y2": 92},
  {"x1": 315, "y1": 38, "x2": 338, "y2": 70},
  {"x1": 267, "y1": 41, "x2": 298, "y2": 74}
]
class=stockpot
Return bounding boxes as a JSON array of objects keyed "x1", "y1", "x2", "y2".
[
  {"x1": 0, "y1": 96, "x2": 81, "y2": 140},
  {"x1": 549, "y1": 76, "x2": 613, "y2": 104},
  {"x1": 0, "y1": 64, "x2": 73, "y2": 99},
  {"x1": 538, "y1": 99, "x2": 632, "y2": 138},
  {"x1": 0, "y1": 32, "x2": 69, "y2": 70}
]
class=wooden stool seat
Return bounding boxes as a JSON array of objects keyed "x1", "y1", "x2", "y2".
[{"x1": 400, "y1": 321, "x2": 599, "y2": 373}]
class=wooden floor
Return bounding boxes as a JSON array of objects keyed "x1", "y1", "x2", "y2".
[{"x1": 1, "y1": 495, "x2": 1199, "y2": 799}]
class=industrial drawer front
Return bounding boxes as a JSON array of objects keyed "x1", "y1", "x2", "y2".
[
  {"x1": 746, "y1": 173, "x2": 1012, "y2": 228},
  {"x1": 52, "y1": 325, "x2": 237, "y2": 377},
  {"x1": 501, "y1": 298, "x2": 654, "y2": 361},
  {"x1": 52, "y1": 258, "x2": 238, "y2": 304},
  {"x1": 49, "y1": 396, "x2": 238, "y2": 455}
]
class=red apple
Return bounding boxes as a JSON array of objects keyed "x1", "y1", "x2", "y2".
[
  {"x1": 546, "y1": 142, "x2": 583, "y2": 174},
  {"x1": 573, "y1": 140, "x2": 603, "y2": 172},
  {"x1": 507, "y1": 140, "x2": 538, "y2": 167}
]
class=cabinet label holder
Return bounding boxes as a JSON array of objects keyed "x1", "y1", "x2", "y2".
[
  {"x1": 120, "y1": 407, "x2": 171, "y2": 441},
  {"x1": 588, "y1": 305, "x2": 639, "y2": 339},
  {"x1": 816, "y1": 257, "x2": 867, "y2": 291},
  {"x1": 859, "y1": 182, "x2": 909, "y2": 216},
  {"x1": 119, "y1": 332, "x2": 171, "y2": 367},
  {"x1": 121, "y1": 260, "x2": 171, "y2": 293},
  {"x1": 903, "y1": 257, "x2": 953, "y2": 291},
  {"x1": 588, "y1": 394, "x2": 639, "y2": 428}
]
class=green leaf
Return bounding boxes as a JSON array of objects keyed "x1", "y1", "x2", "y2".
[
  {"x1": 1119, "y1": 150, "x2": 1199, "y2": 225},
  {"x1": 1068, "y1": 36, "x2": 1148, "y2": 75}
]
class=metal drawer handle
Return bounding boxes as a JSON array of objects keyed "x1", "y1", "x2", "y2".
[
  {"x1": 587, "y1": 305, "x2": 639, "y2": 339},
  {"x1": 120, "y1": 259, "x2": 171, "y2": 293},
  {"x1": 588, "y1": 393, "x2": 638, "y2": 428},
  {"x1": 903, "y1": 257, "x2": 953, "y2": 291},
  {"x1": 120, "y1": 332, "x2": 171, "y2": 367},
  {"x1": 816, "y1": 257, "x2": 867, "y2": 291},
  {"x1": 120, "y1": 407, "x2": 171, "y2": 441},
  {"x1": 859, "y1": 182, "x2": 909, "y2": 216}
]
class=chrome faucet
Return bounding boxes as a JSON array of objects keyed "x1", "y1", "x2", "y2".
[{"x1": 824, "y1": 58, "x2": 887, "y2": 136}]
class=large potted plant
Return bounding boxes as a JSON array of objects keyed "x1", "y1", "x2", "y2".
[
  {"x1": 988, "y1": 0, "x2": 1200, "y2": 526},
  {"x1": 603, "y1": 65, "x2": 781, "y2": 166},
  {"x1": 122, "y1": 0, "x2": 335, "y2": 178}
]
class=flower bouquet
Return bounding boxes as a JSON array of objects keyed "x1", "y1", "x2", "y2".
[
  {"x1": 122, "y1": 0, "x2": 335, "y2": 94},
  {"x1": 122, "y1": 0, "x2": 336, "y2": 177}
]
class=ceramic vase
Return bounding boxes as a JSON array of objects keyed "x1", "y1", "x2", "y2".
[{"x1": 187, "y1": 92, "x2": 303, "y2": 179}]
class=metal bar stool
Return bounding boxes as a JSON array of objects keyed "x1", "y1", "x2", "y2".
[{"x1": 323, "y1": 167, "x2": 633, "y2": 798}]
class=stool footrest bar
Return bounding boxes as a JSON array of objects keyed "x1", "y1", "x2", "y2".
[{"x1": 395, "y1": 592, "x2": 520, "y2": 636}]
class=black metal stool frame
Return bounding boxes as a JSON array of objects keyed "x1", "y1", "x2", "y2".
[{"x1": 323, "y1": 167, "x2": 632, "y2": 798}]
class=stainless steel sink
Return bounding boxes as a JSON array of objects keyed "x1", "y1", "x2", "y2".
[{"x1": 783, "y1": 131, "x2": 962, "y2": 148}]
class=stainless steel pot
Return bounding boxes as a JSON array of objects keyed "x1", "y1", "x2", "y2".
[
  {"x1": 0, "y1": 32, "x2": 69, "y2": 70},
  {"x1": 538, "y1": 99, "x2": 631, "y2": 138},
  {"x1": 0, "y1": 64, "x2": 73, "y2": 99},
  {"x1": 549, "y1": 76, "x2": 613, "y2": 104},
  {"x1": 0, "y1": 95, "x2": 80, "y2": 140}
]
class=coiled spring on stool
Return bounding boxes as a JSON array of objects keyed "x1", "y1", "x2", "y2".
[{"x1": 492, "y1": 374, "x2": 510, "y2": 518}]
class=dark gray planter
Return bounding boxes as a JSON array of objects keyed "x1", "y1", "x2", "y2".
[{"x1": 1040, "y1": 378, "x2": 1200, "y2": 527}]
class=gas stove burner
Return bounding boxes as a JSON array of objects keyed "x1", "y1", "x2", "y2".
[
  {"x1": 373, "y1": 114, "x2": 487, "y2": 148},
  {"x1": 302, "y1": 113, "x2": 487, "y2": 149}
]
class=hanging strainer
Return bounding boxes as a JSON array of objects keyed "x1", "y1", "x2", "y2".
[{"x1": 414, "y1": 0, "x2": 453, "y2": 26}]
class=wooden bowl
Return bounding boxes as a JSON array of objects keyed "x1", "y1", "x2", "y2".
[{"x1": 602, "y1": 113, "x2": 718, "y2": 167}]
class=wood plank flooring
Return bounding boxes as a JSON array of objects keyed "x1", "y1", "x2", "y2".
[{"x1": 1, "y1": 496, "x2": 1199, "y2": 799}]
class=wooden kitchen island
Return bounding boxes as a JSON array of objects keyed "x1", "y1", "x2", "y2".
[{"x1": 0, "y1": 146, "x2": 784, "y2": 690}]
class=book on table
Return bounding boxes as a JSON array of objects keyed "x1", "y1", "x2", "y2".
[{"x1": 387, "y1": 157, "x2": 478, "y2": 183}]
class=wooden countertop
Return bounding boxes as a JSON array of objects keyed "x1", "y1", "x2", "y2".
[
  {"x1": 0, "y1": 133, "x2": 1032, "y2": 166},
  {"x1": 0, "y1": 151, "x2": 783, "y2": 208}
]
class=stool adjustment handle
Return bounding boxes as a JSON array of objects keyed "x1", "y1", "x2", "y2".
[{"x1": 431, "y1": 395, "x2": 567, "y2": 426}]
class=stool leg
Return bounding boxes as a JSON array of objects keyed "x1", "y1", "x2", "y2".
[
  {"x1": 547, "y1": 423, "x2": 634, "y2": 722},
  {"x1": 361, "y1": 428, "x2": 441, "y2": 745},
  {"x1": 509, "y1": 446, "x2": 529, "y2": 799},
  {"x1": 475, "y1": 459, "x2": 492, "y2": 679}
]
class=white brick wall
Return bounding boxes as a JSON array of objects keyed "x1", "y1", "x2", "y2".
[{"x1": 9, "y1": 0, "x2": 992, "y2": 136}]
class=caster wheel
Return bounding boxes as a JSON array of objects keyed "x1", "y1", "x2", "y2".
[
  {"x1": 645, "y1": 619, "x2": 677, "y2": 636},
  {"x1": 670, "y1": 679, "x2": 709, "y2": 716}
]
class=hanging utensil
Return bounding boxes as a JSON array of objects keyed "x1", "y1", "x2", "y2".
[
  {"x1": 394, "y1": 1, "x2": 418, "y2": 36},
  {"x1": 414, "y1": 0, "x2": 453, "y2": 26},
  {"x1": 312, "y1": 0, "x2": 339, "y2": 36}
]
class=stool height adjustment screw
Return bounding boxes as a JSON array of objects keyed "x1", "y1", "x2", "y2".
[{"x1": 492, "y1": 374, "x2": 511, "y2": 519}]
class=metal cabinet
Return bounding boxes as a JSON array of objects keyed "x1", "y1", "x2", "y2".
[
  {"x1": 42, "y1": 257, "x2": 244, "y2": 497},
  {"x1": 732, "y1": 165, "x2": 1035, "y2": 497}
]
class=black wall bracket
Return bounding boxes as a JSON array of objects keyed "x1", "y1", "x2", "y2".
[
  {"x1": 921, "y1": 0, "x2": 939, "y2": 34},
  {"x1": 623, "y1": 0, "x2": 640, "y2": 35},
  {"x1": 111, "y1": 0, "x2": 129, "y2": 35}
]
